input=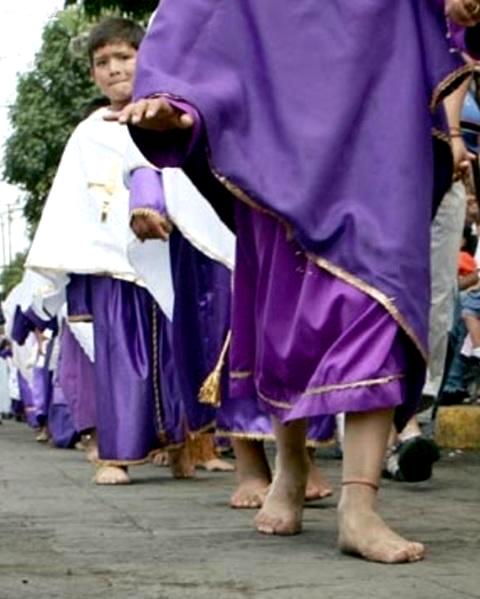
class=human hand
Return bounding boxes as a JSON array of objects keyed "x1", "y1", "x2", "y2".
[
  {"x1": 446, "y1": 0, "x2": 480, "y2": 26},
  {"x1": 104, "y1": 97, "x2": 194, "y2": 132},
  {"x1": 131, "y1": 210, "x2": 173, "y2": 242},
  {"x1": 451, "y1": 135, "x2": 475, "y2": 180}
]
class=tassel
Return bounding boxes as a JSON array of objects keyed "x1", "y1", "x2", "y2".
[{"x1": 199, "y1": 331, "x2": 231, "y2": 407}]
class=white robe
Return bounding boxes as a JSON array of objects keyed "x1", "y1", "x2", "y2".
[{"x1": 26, "y1": 107, "x2": 175, "y2": 319}]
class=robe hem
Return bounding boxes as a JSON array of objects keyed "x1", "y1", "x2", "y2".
[
  {"x1": 257, "y1": 373, "x2": 405, "y2": 410},
  {"x1": 215, "y1": 428, "x2": 334, "y2": 448}
]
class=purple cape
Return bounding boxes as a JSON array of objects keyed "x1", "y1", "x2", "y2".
[{"x1": 132, "y1": 0, "x2": 470, "y2": 360}]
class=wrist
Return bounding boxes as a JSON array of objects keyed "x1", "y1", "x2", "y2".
[{"x1": 130, "y1": 207, "x2": 166, "y2": 220}]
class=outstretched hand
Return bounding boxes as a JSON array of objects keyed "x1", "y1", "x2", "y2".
[
  {"x1": 131, "y1": 211, "x2": 174, "y2": 242},
  {"x1": 446, "y1": 0, "x2": 480, "y2": 26},
  {"x1": 105, "y1": 97, "x2": 194, "y2": 132}
]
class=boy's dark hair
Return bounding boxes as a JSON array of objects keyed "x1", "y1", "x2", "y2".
[{"x1": 87, "y1": 17, "x2": 145, "y2": 64}]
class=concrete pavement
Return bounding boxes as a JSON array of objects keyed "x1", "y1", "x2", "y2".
[{"x1": 0, "y1": 421, "x2": 479, "y2": 599}]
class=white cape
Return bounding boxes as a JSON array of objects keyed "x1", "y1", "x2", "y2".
[
  {"x1": 124, "y1": 146, "x2": 236, "y2": 312},
  {"x1": 26, "y1": 108, "x2": 174, "y2": 319}
]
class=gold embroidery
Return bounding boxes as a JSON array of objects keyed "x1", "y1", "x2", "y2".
[
  {"x1": 215, "y1": 429, "x2": 335, "y2": 448},
  {"x1": 88, "y1": 165, "x2": 122, "y2": 222},
  {"x1": 151, "y1": 299, "x2": 166, "y2": 437},
  {"x1": 307, "y1": 254, "x2": 427, "y2": 360},
  {"x1": 155, "y1": 92, "x2": 447, "y2": 363},
  {"x1": 67, "y1": 314, "x2": 93, "y2": 323},
  {"x1": 258, "y1": 373, "x2": 405, "y2": 409},
  {"x1": 211, "y1": 165, "x2": 427, "y2": 361},
  {"x1": 432, "y1": 127, "x2": 451, "y2": 145},
  {"x1": 430, "y1": 64, "x2": 474, "y2": 112}
]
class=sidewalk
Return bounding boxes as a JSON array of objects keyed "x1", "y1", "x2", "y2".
[{"x1": 0, "y1": 421, "x2": 479, "y2": 599}]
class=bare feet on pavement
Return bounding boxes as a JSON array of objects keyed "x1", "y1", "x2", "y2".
[
  {"x1": 305, "y1": 449, "x2": 333, "y2": 501},
  {"x1": 230, "y1": 439, "x2": 271, "y2": 509},
  {"x1": 151, "y1": 450, "x2": 170, "y2": 467},
  {"x1": 169, "y1": 446, "x2": 195, "y2": 479},
  {"x1": 254, "y1": 452, "x2": 308, "y2": 536},
  {"x1": 338, "y1": 483, "x2": 425, "y2": 563},
  {"x1": 199, "y1": 458, "x2": 235, "y2": 472},
  {"x1": 94, "y1": 465, "x2": 131, "y2": 485}
]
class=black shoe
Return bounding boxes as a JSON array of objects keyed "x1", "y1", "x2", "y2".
[
  {"x1": 438, "y1": 390, "x2": 469, "y2": 406},
  {"x1": 396, "y1": 436, "x2": 440, "y2": 483}
]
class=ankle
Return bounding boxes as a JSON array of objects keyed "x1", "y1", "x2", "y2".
[{"x1": 339, "y1": 482, "x2": 378, "y2": 512}]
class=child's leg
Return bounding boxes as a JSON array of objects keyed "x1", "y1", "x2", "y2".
[
  {"x1": 255, "y1": 418, "x2": 308, "y2": 535},
  {"x1": 230, "y1": 439, "x2": 272, "y2": 508},
  {"x1": 338, "y1": 408, "x2": 425, "y2": 563}
]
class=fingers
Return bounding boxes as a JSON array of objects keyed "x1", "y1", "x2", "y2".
[
  {"x1": 131, "y1": 214, "x2": 173, "y2": 242},
  {"x1": 106, "y1": 97, "x2": 194, "y2": 132}
]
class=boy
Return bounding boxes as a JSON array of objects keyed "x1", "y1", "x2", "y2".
[{"x1": 26, "y1": 17, "x2": 213, "y2": 484}]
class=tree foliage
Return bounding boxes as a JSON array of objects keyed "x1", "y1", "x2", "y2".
[
  {"x1": 0, "y1": 252, "x2": 27, "y2": 298},
  {"x1": 64, "y1": 0, "x2": 158, "y2": 20},
  {"x1": 3, "y1": 8, "x2": 98, "y2": 233}
]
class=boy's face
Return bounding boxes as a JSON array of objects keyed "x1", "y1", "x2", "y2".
[{"x1": 91, "y1": 41, "x2": 137, "y2": 110}]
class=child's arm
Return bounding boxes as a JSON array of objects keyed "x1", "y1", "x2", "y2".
[{"x1": 129, "y1": 167, "x2": 173, "y2": 242}]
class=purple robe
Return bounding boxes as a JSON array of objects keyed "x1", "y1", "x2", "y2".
[
  {"x1": 89, "y1": 276, "x2": 198, "y2": 463},
  {"x1": 11, "y1": 307, "x2": 57, "y2": 429},
  {"x1": 130, "y1": 169, "x2": 336, "y2": 443},
  {"x1": 130, "y1": 1, "x2": 471, "y2": 428},
  {"x1": 47, "y1": 382, "x2": 78, "y2": 449},
  {"x1": 57, "y1": 322, "x2": 96, "y2": 434}
]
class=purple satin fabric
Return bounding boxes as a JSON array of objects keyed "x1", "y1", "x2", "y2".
[
  {"x1": 132, "y1": 0, "x2": 467, "y2": 361},
  {"x1": 230, "y1": 203, "x2": 424, "y2": 429},
  {"x1": 217, "y1": 392, "x2": 335, "y2": 446},
  {"x1": 11, "y1": 307, "x2": 34, "y2": 346},
  {"x1": 89, "y1": 276, "x2": 206, "y2": 461},
  {"x1": 168, "y1": 230, "x2": 222, "y2": 433},
  {"x1": 130, "y1": 167, "x2": 166, "y2": 214},
  {"x1": 47, "y1": 383, "x2": 78, "y2": 448},
  {"x1": 18, "y1": 372, "x2": 36, "y2": 428},
  {"x1": 66, "y1": 274, "x2": 92, "y2": 317},
  {"x1": 57, "y1": 324, "x2": 96, "y2": 434}
]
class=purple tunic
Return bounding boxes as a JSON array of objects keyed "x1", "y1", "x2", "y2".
[
  {"x1": 131, "y1": 0, "x2": 470, "y2": 357},
  {"x1": 129, "y1": 0, "x2": 472, "y2": 427},
  {"x1": 57, "y1": 323, "x2": 96, "y2": 434},
  {"x1": 130, "y1": 168, "x2": 335, "y2": 442}
]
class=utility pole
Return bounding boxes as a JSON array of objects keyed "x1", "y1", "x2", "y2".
[
  {"x1": 6, "y1": 204, "x2": 12, "y2": 265},
  {"x1": 0, "y1": 216, "x2": 6, "y2": 270}
]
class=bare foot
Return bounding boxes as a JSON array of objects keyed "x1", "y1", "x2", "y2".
[
  {"x1": 199, "y1": 458, "x2": 235, "y2": 472},
  {"x1": 338, "y1": 486, "x2": 425, "y2": 563},
  {"x1": 254, "y1": 454, "x2": 308, "y2": 535},
  {"x1": 230, "y1": 439, "x2": 272, "y2": 509},
  {"x1": 84, "y1": 435, "x2": 99, "y2": 464},
  {"x1": 230, "y1": 478, "x2": 270, "y2": 509},
  {"x1": 151, "y1": 450, "x2": 170, "y2": 467},
  {"x1": 35, "y1": 427, "x2": 49, "y2": 443},
  {"x1": 94, "y1": 465, "x2": 131, "y2": 485},
  {"x1": 169, "y1": 446, "x2": 195, "y2": 479},
  {"x1": 305, "y1": 461, "x2": 333, "y2": 502}
]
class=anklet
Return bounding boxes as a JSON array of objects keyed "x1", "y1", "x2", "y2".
[{"x1": 342, "y1": 479, "x2": 379, "y2": 491}]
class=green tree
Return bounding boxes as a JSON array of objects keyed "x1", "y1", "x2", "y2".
[
  {"x1": 64, "y1": 0, "x2": 157, "y2": 20},
  {"x1": 0, "y1": 252, "x2": 27, "y2": 298},
  {"x1": 3, "y1": 8, "x2": 98, "y2": 233}
]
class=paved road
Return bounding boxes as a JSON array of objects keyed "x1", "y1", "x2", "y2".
[{"x1": 0, "y1": 421, "x2": 479, "y2": 599}]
